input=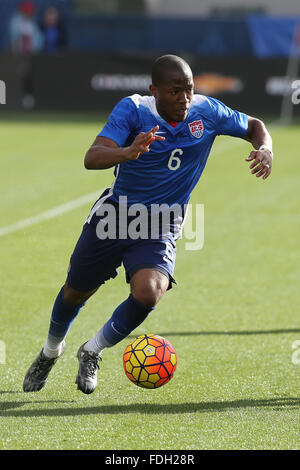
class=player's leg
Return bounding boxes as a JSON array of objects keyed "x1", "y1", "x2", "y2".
[
  {"x1": 104, "y1": 267, "x2": 169, "y2": 343},
  {"x1": 76, "y1": 268, "x2": 169, "y2": 394},
  {"x1": 77, "y1": 237, "x2": 176, "y2": 394},
  {"x1": 83, "y1": 237, "x2": 176, "y2": 356},
  {"x1": 130, "y1": 267, "x2": 170, "y2": 306},
  {"x1": 43, "y1": 282, "x2": 99, "y2": 359},
  {"x1": 23, "y1": 219, "x2": 122, "y2": 393},
  {"x1": 23, "y1": 283, "x2": 99, "y2": 393},
  {"x1": 85, "y1": 268, "x2": 168, "y2": 353}
]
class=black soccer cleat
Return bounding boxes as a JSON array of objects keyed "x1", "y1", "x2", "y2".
[
  {"x1": 75, "y1": 342, "x2": 101, "y2": 395},
  {"x1": 23, "y1": 341, "x2": 66, "y2": 392}
]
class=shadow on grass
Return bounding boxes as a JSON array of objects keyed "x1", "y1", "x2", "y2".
[
  {"x1": 0, "y1": 397, "x2": 299, "y2": 417},
  {"x1": 0, "y1": 399, "x2": 75, "y2": 412},
  {"x1": 129, "y1": 328, "x2": 300, "y2": 338}
]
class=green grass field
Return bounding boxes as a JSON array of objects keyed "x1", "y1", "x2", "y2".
[{"x1": 0, "y1": 113, "x2": 299, "y2": 450}]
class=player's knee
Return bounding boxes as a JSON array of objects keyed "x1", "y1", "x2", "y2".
[
  {"x1": 133, "y1": 289, "x2": 159, "y2": 308},
  {"x1": 63, "y1": 283, "x2": 97, "y2": 306},
  {"x1": 131, "y1": 275, "x2": 168, "y2": 308}
]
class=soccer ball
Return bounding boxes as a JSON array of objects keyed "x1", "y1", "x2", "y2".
[{"x1": 123, "y1": 334, "x2": 177, "y2": 389}]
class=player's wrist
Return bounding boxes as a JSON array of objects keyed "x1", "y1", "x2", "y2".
[
  {"x1": 121, "y1": 146, "x2": 133, "y2": 161},
  {"x1": 122, "y1": 145, "x2": 138, "y2": 161},
  {"x1": 259, "y1": 145, "x2": 273, "y2": 159}
]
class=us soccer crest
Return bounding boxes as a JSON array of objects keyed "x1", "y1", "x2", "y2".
[{"x1": 188, "y1": 120, "x2": 204, "y2": 139}]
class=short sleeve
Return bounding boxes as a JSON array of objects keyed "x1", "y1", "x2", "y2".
[
  {"x1": 208, "y1": 97, "x2": 248, "y2": 137},
  {"x1": 98, "y1": 97, "x2": 139, "y2": 147}
]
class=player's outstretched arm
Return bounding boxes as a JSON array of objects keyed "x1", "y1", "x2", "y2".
[
  {"x1": 84, "y1": 125, "x2": 165, "y2": 170},
  {"x1": 243, "y1": 116, "x2": 273, "y2": 180}
]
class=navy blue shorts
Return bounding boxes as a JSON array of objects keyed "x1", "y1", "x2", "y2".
[{"x1": 66, "y1": 206, "x2": 177, "y2": 292}]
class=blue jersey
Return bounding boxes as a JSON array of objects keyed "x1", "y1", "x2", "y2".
[{"x1": 89, "y1": 94, "x2": 248, "y2": 215}]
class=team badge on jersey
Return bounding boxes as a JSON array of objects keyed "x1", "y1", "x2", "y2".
[{"x1": 188, "y1": 120, "x2": 204, "y2": 139}]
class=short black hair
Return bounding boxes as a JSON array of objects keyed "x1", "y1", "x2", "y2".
[{"x1": 151, "y1": 54, "x2": 192, "y2": 86}]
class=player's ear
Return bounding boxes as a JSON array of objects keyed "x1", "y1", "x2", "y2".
[{"x1": 149, "y1": 84, "x2": 158, "y2": 98}]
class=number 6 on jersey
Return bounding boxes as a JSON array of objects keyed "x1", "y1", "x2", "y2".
[{"x1": 168, "y1": 148, "x2": 183, "y2": 171}]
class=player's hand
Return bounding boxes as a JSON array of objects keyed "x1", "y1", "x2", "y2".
[
  {"x1": 124, "y1": 125, "x2": 165, "y2": 161},
  {"x1": 245, "y1": 148, "x2": 273, "y2": 180}
]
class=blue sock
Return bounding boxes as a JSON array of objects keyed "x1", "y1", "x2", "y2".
[
  {"x1": 102, "y1": 294, "x2": 155, "y2": 346},
  {"x1": 48, "y1": 286, "x2": 84, "y2": 340}
]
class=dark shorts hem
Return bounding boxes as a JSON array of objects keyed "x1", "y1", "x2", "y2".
[
  {"x1": 126, "y1": 263, "x2": 177, "y2": 290},
  {"x1": 66, "y1": 269, "x2": 118, "y2": 292}
]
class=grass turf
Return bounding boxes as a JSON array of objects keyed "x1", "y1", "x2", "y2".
[{"x1": 0, "y1": 113, "x2": 299, "y2": 450}]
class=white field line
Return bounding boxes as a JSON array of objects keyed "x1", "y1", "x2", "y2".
[
  {"x1": 0, "y1": 120, "x2": 285, "y2": 238},
  {"x1": 0, "y1": 190, "x2": 103, "y2": 237}
]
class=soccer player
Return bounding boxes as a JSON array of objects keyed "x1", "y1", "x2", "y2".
[{"x1": 23, "y1": 54, "x2": 273, "y2": 394}]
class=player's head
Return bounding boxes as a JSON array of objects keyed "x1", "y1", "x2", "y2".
[{"x1": 150, "y1": 55, "x2": 194, "y2": 122}]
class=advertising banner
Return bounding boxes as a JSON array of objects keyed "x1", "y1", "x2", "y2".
[{"x1": 0, "y1": 53, "x2": 299, "y2": 117}]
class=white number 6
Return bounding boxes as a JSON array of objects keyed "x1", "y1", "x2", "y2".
[{"x1": 168, "y1": 148, "x2": 183, "y2": 171}]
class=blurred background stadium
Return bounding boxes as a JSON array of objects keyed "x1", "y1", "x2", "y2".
[{"x1": 0, "y1": 0, "x2": 299, "y2": 119}]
